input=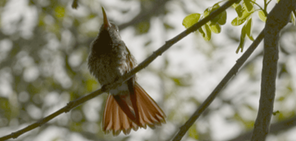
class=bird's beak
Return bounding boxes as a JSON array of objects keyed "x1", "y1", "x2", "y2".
[{"x1": 102, "y1": 7, "x2": 111, "y2": 29}]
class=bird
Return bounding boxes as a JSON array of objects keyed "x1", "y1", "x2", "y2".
[{"x1": 87, "y1": 7, "x2": 166, "y2": 136}]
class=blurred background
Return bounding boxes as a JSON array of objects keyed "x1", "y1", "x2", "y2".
[{"x1": 1, "y1": 0, "x2": 296, "y2": 140}]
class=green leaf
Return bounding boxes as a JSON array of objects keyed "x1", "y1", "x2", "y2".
[
  {"x1": 210, "y1": 7, "x2": 227, "y2": 25},
  {"x1": 203, "y1": 8, "x2": 210, "y2": 17},
  {"x1": 235, "y1": 4, "x2": 243, "y2": 17},
  {"x1": 231, "y1": 17, "x2": 240, "y2": 26},
  {"x1": 218, "y1": 11, "x2": 227, "y2": 25},
  {"x1": 204, "y1": 24, "x2": 211, "y2": 41},
  {"x1": 244, "y1": 0, "x2": 253, "y2": 12},
  {"x1": 199, "y1": 24, "x2": 211, "y2": 41},
  {"x1": 236, "y1": 26, "x2": 246, "y2": 53},
  {"x1": 211, "y1": 13, "x2": 221, "y2": 24},
  {"x1": 212, "y1": 3, "x2": 220, "y2": 10},
  {"x1": 244, "y1": 18, "x2": 254, "y2": 41},
  {"x1": 211, "y1": 3, "x2": 220, "y2": 20},
  {"x1": 231, "y1": 10, "x2": 253, "y2": 26},
  {"x1": 205, "y1": 3, "x2": 226, "y2": 26},
  {"x1": 199, "y1": 28, "x2": 205, "y2": 38},
  {"x1": 182, "y1": 13, "x2": 201, "y2": 29},
  {"x1": 258, "y1": 10, "x2": 267, "y2": 22},
  {"x1": 209, "y1": 22, "x2": 221, "y2": 33}
]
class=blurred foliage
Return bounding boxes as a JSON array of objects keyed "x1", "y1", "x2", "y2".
[{"x1": 0, "y1": 0, "x2": 296, "y2": 141}]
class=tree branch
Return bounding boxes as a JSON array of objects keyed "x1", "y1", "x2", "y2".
[
  {"x1": 171, "y1": 30, "x2": 264, "y2": 141},
  {"x1": 251, "y1": 1, "x2": 296, "y2": 140},
  {"x1": 0, "y1": 89, "x2": 104, "y2": 140},
  {"x1": 0, "y1": 0, "x2": 240, "y2": 140}
]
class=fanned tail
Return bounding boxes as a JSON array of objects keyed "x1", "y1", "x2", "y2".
[
  {"x1": 103, "y1": 82, "x2": 166, "y2": 135},
  {"x1": 134, "y1": 82, "x2": 166, "y2": 128},
  {"x1": 103, "y1": 95, "x2": 139, "y2": 135}
]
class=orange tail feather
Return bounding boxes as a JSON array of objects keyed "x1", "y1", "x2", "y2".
[
  {"x1": 103, "y1": 95, "x2": 138, "y2": 135},
  {"x1": 134, "y1": 82, "x2": 166, "y2": 128},
  {"x1": 103, "y1": 82, "x2": 166, "y2": 135}
]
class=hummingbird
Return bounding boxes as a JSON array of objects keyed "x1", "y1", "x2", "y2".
[{"x1": 87, "y1": 8, "x2": 166, "y2": 135}]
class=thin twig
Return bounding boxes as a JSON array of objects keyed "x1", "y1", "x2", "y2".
[{"x1": 0, "y1": 90, "x2": 104, "y2": 140}]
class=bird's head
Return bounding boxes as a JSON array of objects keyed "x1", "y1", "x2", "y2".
[{"x1": 99, "y1": 7, "x2": 122, "y2": 41}]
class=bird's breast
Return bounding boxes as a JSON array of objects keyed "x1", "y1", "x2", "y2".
[{"x1": 87, "y1": 47, "x2": 132, "y2": 86}]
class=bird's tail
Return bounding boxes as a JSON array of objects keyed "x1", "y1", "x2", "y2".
[{"x1": 103, "y1": 82, "x2": 166, "y2": 135}]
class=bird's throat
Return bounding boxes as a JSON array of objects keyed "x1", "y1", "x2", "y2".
[{"x1": 92, "y1": 30, "x2": 113, "y2": 54}]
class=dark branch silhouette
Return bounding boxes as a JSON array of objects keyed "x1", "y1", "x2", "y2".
[
  {"x1": 171, "y1": 30, "x2": 264, "y2": 141},
  {"x1": 251, "y1": 1, "x2": 296, "y2": 140},
  {"x1": 0, "y1": 0, "x2": 239, "y2": 140}
]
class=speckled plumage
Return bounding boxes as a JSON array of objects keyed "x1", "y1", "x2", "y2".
[
  {"x1": 87, "y1": 8, "x2": 165, "y2": 135},
  {"x1": 87, "y1": 23, "x2": 136, "y2": 95}
]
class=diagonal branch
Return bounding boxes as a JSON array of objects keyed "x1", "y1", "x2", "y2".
[
  {"x1": 171, "y1": 30, "x2": 264, "y2": 141},
  {"x1": 251, "y1": 0, "x2": 296, "y2": 140},
  {"x1": 0, "y1": 0, "x2": 240, "y2": 140}
]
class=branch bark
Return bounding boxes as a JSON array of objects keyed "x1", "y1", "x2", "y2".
[{"x1": 251, "y1": 1, "x2": 296, "y2": 140}]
